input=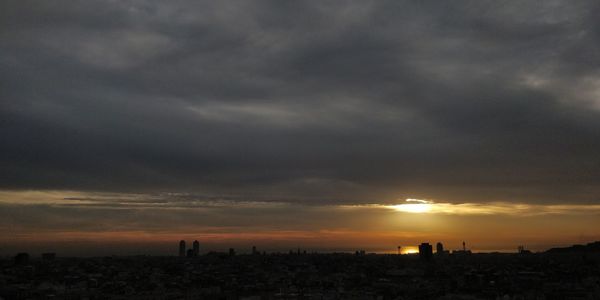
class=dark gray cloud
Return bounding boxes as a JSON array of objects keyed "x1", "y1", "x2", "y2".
[{"x1": 2, "y1": 0, "x2": 600, "y2": 203}]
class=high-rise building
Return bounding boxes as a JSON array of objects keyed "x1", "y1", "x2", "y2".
[
  {"x1": 419, "y1": 243, "x2": 433, "y2": 260},
  {"x1": 252, "y1": 246, "x2": 257, "y2": 255},
  {"x1": 179, "y1": 240, "x2": 186, "y2": 257},
  {"x1": 436, "y1": 242, "x2": 444, "y2": 254},
  {"x1": 193, "y1": 240, "x2": 200, "y2": 257},
  {"x1": 186, "y1": 249, "x2": 194, "y2": 258}
]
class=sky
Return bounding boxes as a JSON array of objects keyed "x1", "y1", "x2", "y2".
[{"x1": 2, "y1": 1, "x2": 600, "y2": 256}]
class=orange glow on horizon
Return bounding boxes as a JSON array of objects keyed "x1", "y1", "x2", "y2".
[
  {"x1": 400, "y1": 246, "x2": 419, "y2": 254},
  {"x1": 1, "y1": 191, "x2": 599, "y2": 254}
]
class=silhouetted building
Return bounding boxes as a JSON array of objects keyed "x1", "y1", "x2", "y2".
[
  {"x1": 397, "y1": 246, "x2": 402, "y2": 255},
  {"x1": 229, "y1": 248, "x2": 236, "y2": 256},
  {"x1": 186, "y1": 249, "x2": 194, "y2": 258},
  {"x1": 179, "y1": 240, "x2": 186, "y2": 257},
  {"x1": 419, "y1": 243, "x2": 433, "y2": 260},
  {"x1": 42, "y1": 253, "x2": 56, "y2": 260},
  {"x1": 518, "y1": 245, "x2": 532, "y2": 254},
  {"x1": 453, "y1": 241, "x2": 472, "y2": 255},
  {"x1": 193, "y1": 240, "x2": 200, "y2": 257},
  {"x1": 436, "y1": 242, "x2": 450, "y2": 255},
  {"x1": 14, "y1": 252, "x2": 29, "y2": 265},
  {"x1": 252, "y1": 246, "x2": 257, "y2": 255}
]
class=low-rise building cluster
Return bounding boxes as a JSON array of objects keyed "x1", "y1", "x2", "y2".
[{"x1": 1, "y1": 251, "x2": 599, "y2": 299}]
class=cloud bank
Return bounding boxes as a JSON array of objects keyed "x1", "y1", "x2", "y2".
[{"x1": 2, "y1": 1, "x2": 600, "y2": 205}]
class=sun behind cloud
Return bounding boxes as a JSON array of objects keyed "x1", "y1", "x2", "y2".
[{"x1": 390, "y1": 199, "x2": 433, "y2": 214}]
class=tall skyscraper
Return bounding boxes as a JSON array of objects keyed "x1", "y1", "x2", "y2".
[
  {"x1": 436, "y1": 242, "x2": 444, "y2": 254},
  {"x1": 179, "y1": 240, "x2": 186, "y2": 257},
  {"x1": 193, "y1": 240, "x2": 200, "y2": 257},
  {"x1": 419, "y1": 243, "x2": 433, "y2": 260}
]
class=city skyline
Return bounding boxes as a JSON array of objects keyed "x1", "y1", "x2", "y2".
[
  {"x1": 2, "y1": 1, "x2": 600, "y2": 256},
  {"x1": 1, "y1": 191, "x2": 598, "y2": 256}
]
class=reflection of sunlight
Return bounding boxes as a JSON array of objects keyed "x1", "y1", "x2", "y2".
[{"x1": 390, "y1": 199, "x2": 432, "y2": 214}]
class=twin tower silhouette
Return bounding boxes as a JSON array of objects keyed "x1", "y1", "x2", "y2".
[{"x1": 179, "y1": 240, "x2": 199, "y2": 257}]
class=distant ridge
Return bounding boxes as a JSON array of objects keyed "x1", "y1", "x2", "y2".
[{"x1": 546, "y1": 241, "x2": 600, "y2": 253}]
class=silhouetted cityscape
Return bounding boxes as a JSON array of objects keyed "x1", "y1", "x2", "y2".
[
  {"x1": 2, "y1": 241, "x2": 600, "y2": 299},
  {"x1": 3, "y1": 1, "x2": 600, "y2": 299}
]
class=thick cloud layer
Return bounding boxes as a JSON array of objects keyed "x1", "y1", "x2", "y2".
[{"x1": 3, "y1": 1, "x2": 600, "y2": 203}]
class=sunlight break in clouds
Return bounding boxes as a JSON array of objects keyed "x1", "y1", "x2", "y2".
[
  {"x1": 385, "y1": 199, "x2": 600, "y2": 216},
  {"x1": 389, "y1": 199, "x2": 433, "y2": 213}
]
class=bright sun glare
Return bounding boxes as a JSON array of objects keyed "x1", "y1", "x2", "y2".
[
  {"x1": 401, "y1": 246, "x2": 419, "y2": 254},
  {"x1": 391, "y1": 199, "x2": 432, "y2": 213}
]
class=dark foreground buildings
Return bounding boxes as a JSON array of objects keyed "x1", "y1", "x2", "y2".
[
  {"x1": 2, "y1": 241, "x2": 600, "y2": 299},
  {"x1": 2, "y1": 250, "x2": 600, "y2": 299}
]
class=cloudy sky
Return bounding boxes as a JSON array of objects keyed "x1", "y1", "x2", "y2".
[{"x1": 2, "y1": 1, "x2": 600, "y2": 255}]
